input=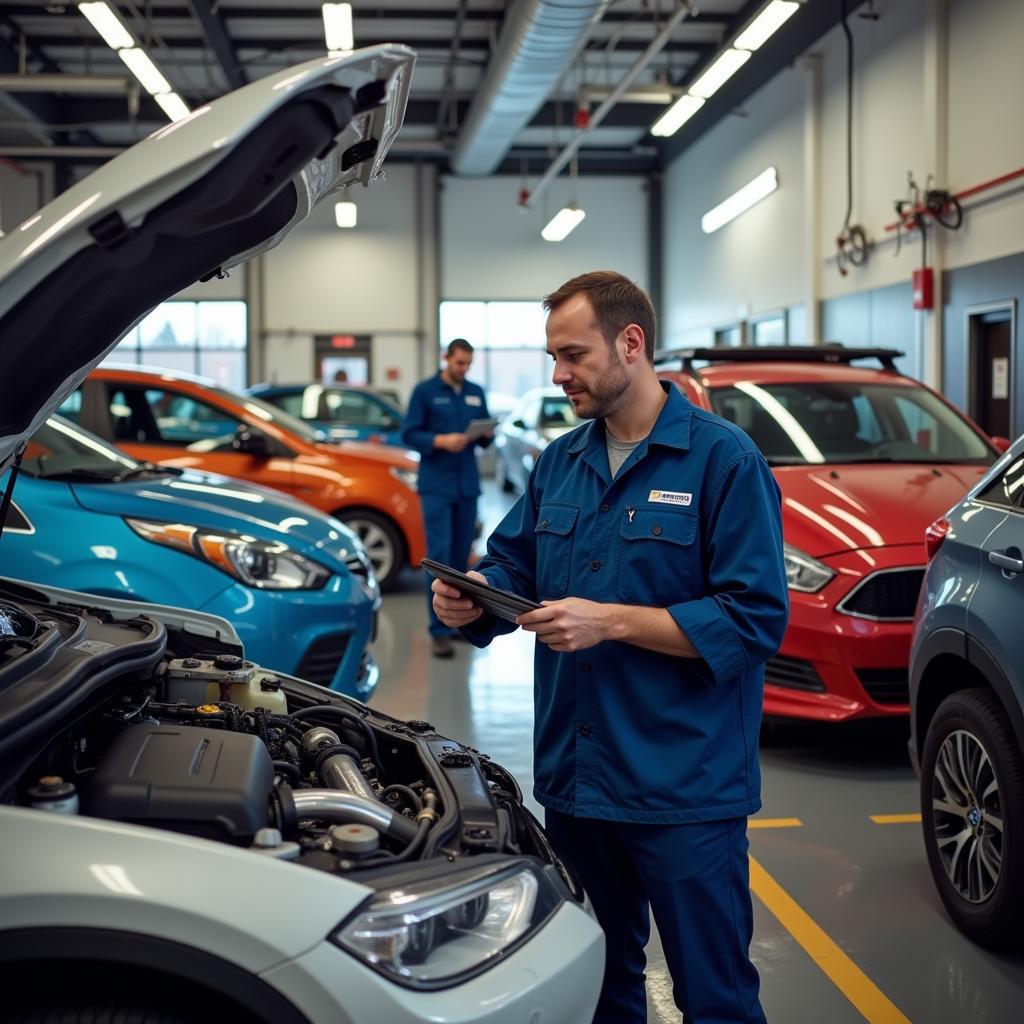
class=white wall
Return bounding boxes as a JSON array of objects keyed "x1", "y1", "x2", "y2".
[
  {"x1": 663, "y1": 0, "x2": 1024, "y2": 361},
  {"x1": 663, "y1": 66, "x2": 807, "y2": 346},
  {"x1": 259, "y1": 163, "x2": 431, "y2": 400},
  {"x1": 441, "y1": 175, "x2": 649, "y2": 300},
  {"x1": 258, "y1": 170, "x2": 649, "y2": 399}
]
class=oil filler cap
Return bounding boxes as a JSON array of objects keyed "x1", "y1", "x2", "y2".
[{"x1": 330, "y1": 823, "x2": 380, "y2": 855}]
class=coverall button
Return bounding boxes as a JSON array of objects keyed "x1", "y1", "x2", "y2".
[
  {"x1": 539, "y1": 519, "x2": 549, "y2": 529},
  {"x1": 579, "y1": 723, "x2": 591, "y2": 736},
  {"x1": 652, "y1": 524, "x2": 663, "y2": 536},
  {"x1": 590, "y1": 559, "x2": 601, "y2": 571},
  {"x1": 580, "y1": 660, "x2": 591, "y2": 672},
  {"x1": 600, "y1": 503, "x2": 609, "y2": 512}
]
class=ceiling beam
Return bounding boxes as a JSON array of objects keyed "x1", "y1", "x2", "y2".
[
  {"x1": 25, "y1": 33, "x2": 716, "y2": 56},
  {"x1": 54, "y1": 95, "x2": 663, "y2": 130},
  {"x1": 186, "y1": 0, "x2": 246, "y2": 89},
  {"x1": 0, "y1": 5, "x2": 730, "y2": 26}
]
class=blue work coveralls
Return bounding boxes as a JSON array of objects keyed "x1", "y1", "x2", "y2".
[
  {"x1": 401, "y1": 371, "x2": 491, "y2": 636},
  {"x1": 463, "y1": 383, "x2": 788, "y2": 1023}
]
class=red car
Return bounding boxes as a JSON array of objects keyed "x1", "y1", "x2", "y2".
[{"x1": 657, "y1": 346, "x2": 1007, "y2": 723}]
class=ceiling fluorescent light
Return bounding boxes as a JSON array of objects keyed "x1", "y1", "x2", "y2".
[
  {"x1": 78, "y1": 2, "x2": 135, "y2": 51},
  {"x1": 118, "y1": 47, "x2": 172, "y2": 96},
  {"x1": 650, "y1": 94, "x2": 705, "y2": 138},
  {"x1": 335, "y1": 200, "x2": 358, "y2": 228},
  {"x1": 322, "y1": 3, "x2": 354, "y2": 53},
  {"x1": 702, "y1": 167, "x2": 778, "y2": 233},
  {"x1": 734, "y1": 1, "x2": 800, "y2": 52},
  {"x1": 690, "y1": 48, "x2": 752, "y2": 100},
  {"x1": 154, "y1": 91, "x2": 191, "y2": 122},
  {"x1": 541, "y1": 206, "x2": 585, "y2": 242}
]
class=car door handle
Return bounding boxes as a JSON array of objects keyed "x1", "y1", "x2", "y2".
[{"x1": 988, "y1": 549, "x2": 1024, "y2": 574}]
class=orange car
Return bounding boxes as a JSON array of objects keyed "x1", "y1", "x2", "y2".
[{"x1": 62, "y1": 367, "x2": 425, "y2": 590}]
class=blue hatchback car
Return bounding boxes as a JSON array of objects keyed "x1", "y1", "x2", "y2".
[
  {"x1": 0, "y1": 416, "x2": 381, "y2": 699},
  {"x1": 247, "y1": 383, "x2": 405, "y2": 446}
]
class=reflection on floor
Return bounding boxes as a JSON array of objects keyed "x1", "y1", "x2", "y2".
[{"x1": 370, "y1": 482, "x2": 1024, "y2": 1023}]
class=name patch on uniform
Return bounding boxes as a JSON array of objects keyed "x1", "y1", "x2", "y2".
[
  {"x1": 649, "y1": 489, "x2": 692, "y2": 506},
  {"x1": 465, "y1": 395, "x2": 482, "y2": 406},
  {"x1": 432, "y1": 396, "x2": 451, "y2": 404}
]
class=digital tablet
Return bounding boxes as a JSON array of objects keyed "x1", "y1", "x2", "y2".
[
  {"x1": 420, "y1": 558, "x2": 541, "y2": 623},
  {"x1": 464, "y1": 418, "x2": 498, "y2": 441}
]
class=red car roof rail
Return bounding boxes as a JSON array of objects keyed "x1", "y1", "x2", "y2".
[{"x1": 653, "y1": 345, "x2": 905, "y2": 373}]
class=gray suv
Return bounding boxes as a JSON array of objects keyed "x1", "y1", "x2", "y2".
[{"x1": 909, "y1": 436, "x2": 1024, "y2": 949}]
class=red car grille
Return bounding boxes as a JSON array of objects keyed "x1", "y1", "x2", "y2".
[
  {"x1": 855, "y1": 668, "x2": 910, "y2": 705},
  {"x1": 837, "y1": 568, "x2": 925, "y2": 620},
  {"x1": 764, "y1": 655, "x2": 826, "y2": 692}
]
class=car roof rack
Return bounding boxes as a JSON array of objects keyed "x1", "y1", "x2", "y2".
[{"x1": 652, "y1": 345, "x2": 904, "y2": 373}]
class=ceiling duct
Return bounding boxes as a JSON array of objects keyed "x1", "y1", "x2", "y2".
[{"x1": 450, "y1": 0, "x2": 610, "y2": 177}]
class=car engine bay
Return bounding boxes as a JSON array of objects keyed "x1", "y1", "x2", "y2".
[{"x1": 0, "y1": 585, "x2": 580, "y2": 891}]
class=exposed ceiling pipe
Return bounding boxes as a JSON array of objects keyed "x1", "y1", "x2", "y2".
[
  {"x1": 522, "y1": 2, "x2": 694, "y2": 208},
  {"x1": 0, "y1": 146, "x2": 124, "y2": 158},
  {"x1": 0, "y1": 74, "x2": 130, "y2": 93},
  {"x1": 450, "y1": 0, "x2": 611, "y2": 177}
]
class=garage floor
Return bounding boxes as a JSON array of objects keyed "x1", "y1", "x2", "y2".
[{"x1": 370, "y1": 482, "x2": 1024, "y2": 1023}]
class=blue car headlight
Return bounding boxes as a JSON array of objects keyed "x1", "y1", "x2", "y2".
[
  {"x1": 333, "y1": 860, "x2": 564, "y2": 990},
  {"x1": 125, "y1": 518, "x2": 330, "y2": 590}
]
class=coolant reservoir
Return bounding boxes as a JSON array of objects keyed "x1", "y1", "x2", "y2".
[{"x1": 165, "y1": 655, "x2": 288, "y2": 714}]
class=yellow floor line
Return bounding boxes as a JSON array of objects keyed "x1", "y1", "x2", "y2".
[
  {"x1": 870, "y1": 814, "x2": 922, "y2": 825},
  {"x1": 748, "y1": 817, "x2": 803, "y2": 829},
  {"x1": 749, "y1": 855, "x2": 911, "y2": 1023}
]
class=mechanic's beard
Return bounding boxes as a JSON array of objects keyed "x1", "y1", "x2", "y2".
[{"x1": 574, "y1": 354, "x2": 630, "y2": 420}]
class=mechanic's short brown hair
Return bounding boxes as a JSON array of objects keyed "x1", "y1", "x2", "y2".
[
  {"x1": 543, "y1": 271, "x2": 656, "y2": 362},
  {"x1": 446, "y1": 337, "x2": 474, "y2": 356}
]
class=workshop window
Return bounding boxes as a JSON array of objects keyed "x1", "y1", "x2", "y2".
[
  {"x1": 439, "y1": 300, "x2": 548, "y2": 409},
  {"x1": 103, "y1": 300, "x2": 247, "y2": 390}
]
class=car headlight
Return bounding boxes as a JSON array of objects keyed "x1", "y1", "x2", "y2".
[
  {"x1": 783, "y1": 543, "x2": 835, "y2": 593},
  {"x1": 388, "y1": 466, "x2": 418, "y2": 491},
  {"x1": 125, "y1": 518, "x2": 330, "y2": 590},
  {"x1": 333, "y1": 860, "x2": 564, "y2": 990}
]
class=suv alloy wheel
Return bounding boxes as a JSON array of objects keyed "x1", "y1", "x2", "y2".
[{"x1": 920, "y1": 687, "x2": 1024, "y2": 949}]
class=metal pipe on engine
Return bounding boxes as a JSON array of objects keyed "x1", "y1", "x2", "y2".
[{"x1": 291, "y1": 789, "x2": 418, "y2": 844}]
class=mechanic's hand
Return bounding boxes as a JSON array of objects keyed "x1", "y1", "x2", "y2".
[
  {"x1": 517, "y1": 598, "x2": 609, "y2": 652},
  {"x1": 431, "y1": 570, "x2": 487, "y2": 627},
  {"x1": 435, "y1": 433, "x2": 470, "y2": 453}
]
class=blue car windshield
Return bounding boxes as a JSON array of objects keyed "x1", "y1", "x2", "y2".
[
  {"x1": 20, "y1": 417, "x2": 162, "y2": 482},
  {"x1": 709, "y1": 381, "x2": 996, "y2": 466}
]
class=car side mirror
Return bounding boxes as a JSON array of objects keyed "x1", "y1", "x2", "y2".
[
  {"x1": 232, "y1": 426, "x2": 271, "y2": 456},
  {"x1": 991, "y1": 435, "x2": 1011, "y2": 454}
]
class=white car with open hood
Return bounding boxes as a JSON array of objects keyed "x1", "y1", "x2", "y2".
[{"x1": 0, "y1": 48, "x2": 603, "y2": 1024}]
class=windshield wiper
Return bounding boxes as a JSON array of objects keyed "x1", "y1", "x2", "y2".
[
  {"x1": 36, "y1": 467, "x2": 124, "y2": 482},
  {"x1": 115, "y1": 461, "x2": 179, "y2": 480}
]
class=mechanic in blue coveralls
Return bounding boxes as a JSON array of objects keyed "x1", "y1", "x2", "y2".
[
  {"x1": 432, "y1": 272, "x2": 788, "y2": 1024},
  {"x1": 402, "y1": 337, "x2": 492, "y2": 659}
]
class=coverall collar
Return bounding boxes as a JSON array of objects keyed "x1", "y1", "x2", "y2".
[{"x1": 567, "y1": 381, "x2": 693, "y2": 457}]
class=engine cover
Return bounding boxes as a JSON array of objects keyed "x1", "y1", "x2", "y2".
[{"x1": 84, "y1": 724, "x2": 274, "y2": 843}]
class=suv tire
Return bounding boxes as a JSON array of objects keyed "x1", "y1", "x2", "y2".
[{"x1": 920, "y1": 687, "x2": 1024, "y2": 950}]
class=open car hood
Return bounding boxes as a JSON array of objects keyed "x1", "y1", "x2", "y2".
[{"x1": 0, "y1": 46, "x2": 414, "y2": 477}]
